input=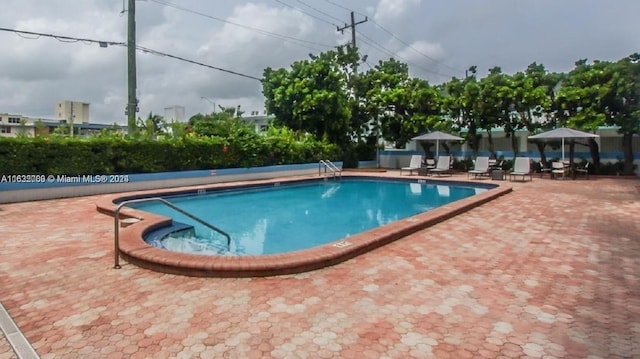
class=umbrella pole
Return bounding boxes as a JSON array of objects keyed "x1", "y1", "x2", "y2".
[
  {"x1": 435, "y1": 140, "x2": 439, "y2": 159},
  {"x1": 561, "y1": 138, "x2": 565, "y2": 162}
]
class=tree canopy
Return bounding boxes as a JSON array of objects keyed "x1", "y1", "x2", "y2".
[{"x1": 261, "y1": 48, "x2": 639, "y2": 173}]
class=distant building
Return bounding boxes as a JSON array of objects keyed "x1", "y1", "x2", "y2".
[
  {"x1": 164, "y1": 105, "x2": 186, "y2": 123},
  {"x1": 0, "y1": 113, "x2": 126, "y2": 138},
  {"x1": 55, "y1": 100, "x2": 90, "y2": 124},
  {"x1": 1, "y1": 100, "x2": 126, "y2": 138},
  {"x1": 242, "y1": 110, "x2": 273, "y2": 133}
]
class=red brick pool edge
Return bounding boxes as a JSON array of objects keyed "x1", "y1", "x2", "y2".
[{"x1": 96, "y1": 173, "x2": 512, "y2": 277}]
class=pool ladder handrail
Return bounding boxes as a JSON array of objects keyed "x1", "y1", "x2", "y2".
[
  {"x1": 113, "y1": 197, "x2": 231, "y2": 269},
  {"x1": 319, "y1": 160, "x2": 341, "y2": 178}
]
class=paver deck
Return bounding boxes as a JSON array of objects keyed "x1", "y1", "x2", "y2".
[{"x1": 0, "y1": 173, "x2": 639, "y2": 358}]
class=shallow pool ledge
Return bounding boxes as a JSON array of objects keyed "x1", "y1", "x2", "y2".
[{"x1": 96, "y1": 174, "x2": 513, "y2": 277}]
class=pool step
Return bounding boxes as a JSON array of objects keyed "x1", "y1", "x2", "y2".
[{"x1": 144, "y1": 221, "x2": 195, "y2": 247}]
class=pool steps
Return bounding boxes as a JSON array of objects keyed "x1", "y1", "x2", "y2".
[{"x1": 144, "y1": 221, "x2": 195, "y2": 247}]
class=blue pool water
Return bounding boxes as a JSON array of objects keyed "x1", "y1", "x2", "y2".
[{"x1": 132, "y1": 178, "x2": 488, "y2": 256}]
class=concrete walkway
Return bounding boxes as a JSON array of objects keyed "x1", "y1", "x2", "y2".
[{"x1": 1, "y1": 174, "x2": 638, "y2": 358}]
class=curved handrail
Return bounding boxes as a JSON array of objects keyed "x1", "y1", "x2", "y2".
[
  {"x1": 318, "y1": 160, "x2": 341, "y2": 178},
  {"x1": 113, "y1": 197, "x2": 231, "y2": 269}
]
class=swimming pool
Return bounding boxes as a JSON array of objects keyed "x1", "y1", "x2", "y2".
[
  {"x1": 133, "y1": 178, "x2": 487, "y2": 256},
  {"x1": 98, "y1": 174, "x2": 511, "y2": 277}
]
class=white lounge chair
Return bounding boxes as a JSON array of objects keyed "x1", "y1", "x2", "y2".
[
  {"x1": 509, "y1": 157, "x2": 532, "y2": 182},
  {"x1": 401, "y1": 155, "x2": 422, "y2": 175},
  {"x1": 551, "y1": 161, "x2": 569, "y2": 180},
  {"x1": 468, "y1": 156, "x2": 490, "y2": 179},
  {"x1": 428, "y1": 155, "x2": 452, "y2": 176}
]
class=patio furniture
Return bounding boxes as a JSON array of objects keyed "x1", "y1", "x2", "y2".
[
  {"x1": 423, "y1": 158, "x2": 436, "y2": 170},
  {"x1": 419, "y1": 158, "x2": 437, "y2": 176},
  {"x1": 428, "y1": 155, "x2": 452, "y2": 176},
  {"x1": 539, "y1": 161, "x2": 552, "y2": 178},
  {"x1": 509, "y1": 157, "x2": 532, "y2": 182},
  {"x1": 401, "y1": 155, "x2": 422, "y2": 175},
  {"x1": 492, "y1": 169, "x2": 505, "y2": 180},
  {"x1": 575, "y1": 162, "x2": 590, "y2": 179},
  {"x1": 468, "y1": 156, "x2": 490, "y2": 179},
  {"x1": 551, "y1": 161, "x2": 569, "y2": 180}
]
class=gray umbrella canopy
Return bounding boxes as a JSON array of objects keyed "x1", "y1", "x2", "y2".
[
  {"x1": 412, "y1": 131, "x2": 464, "y2": 158},
  {"x1": 528, "y1": 127, "x2": 599, "y2": 161}
]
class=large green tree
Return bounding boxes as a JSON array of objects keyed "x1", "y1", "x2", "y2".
[
  {"x1": 361, "y1": 58, "x2": 410, "y2": 148},
  {"x1": 476, "y1": 67, "x2": 514, "y2": 158},
  {"x1": 442, "y1": 67, "x2": 481, "y2": 157},
  {"x1": 261, "y1": 47, "x2": 356, "y2": 145},
  {"x1": 511, "y1": 63, "x2": 557, "y2": 163},
  {"x1": 603, "y1": 54, "x2": 640, "y2": 174},
  {"x1": 555, "y1": 59, "x2": 611, "y2": 167}
]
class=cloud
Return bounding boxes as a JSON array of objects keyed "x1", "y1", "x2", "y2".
[
  {"x1": 397, "y1": 41, "x2": 444, "y2": 62},
  {"x1": 373, "y1": 0, "x2": 421, "y2": 23},
  {"x1": 396, "y1": 41, "x2": 447, "y2": 79},
  {"x1": 1, "y1": 0, "x2": 639, "y2": 124}
]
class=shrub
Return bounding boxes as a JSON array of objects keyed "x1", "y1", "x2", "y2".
[{"x1": 0, "y1": 135, "x2": 340, "y2": 175}]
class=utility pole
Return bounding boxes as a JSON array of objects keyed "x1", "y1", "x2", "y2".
[
  {"x1": 337, "y1": 12, "x2": 368, "y2": 165},
  {"x1": 336, "y1": 11, "x2": 368, "y2": 74},
  {"x1": 336, "y1": 11, "x2": 367, "y2": 49},
  {"x1": 126, "y1": 0, "x2": 138, "y2": 135}
]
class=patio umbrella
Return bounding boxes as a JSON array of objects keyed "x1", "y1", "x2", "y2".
[
  {"x1": 412, "y1": 131, "x2": 464, "y2": 158},
  {"x1": 528, "y1": 127, "x2": 599, "y2": 162}
]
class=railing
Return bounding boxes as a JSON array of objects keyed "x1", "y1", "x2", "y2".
[
  {"x1": 113, "y1": 197, "x2": 231, "y2": 269},
  {"x1": 318, "y1": 160, "x2": 342, "y2": 178}
]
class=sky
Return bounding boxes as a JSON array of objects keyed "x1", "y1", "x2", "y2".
[{"x1": 1, "y1": 0, "x2": 638, "y2": 125}]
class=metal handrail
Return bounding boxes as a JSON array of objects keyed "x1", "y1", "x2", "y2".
[
  {"x1": 318, "y1": 160, "x2": 341, "y2": 178},
  {"x1": 113, "y1": 197, "x2": 231, "y2": 269}
]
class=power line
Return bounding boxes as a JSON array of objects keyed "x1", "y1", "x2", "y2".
[
  {"x1": 321, "y1": 0, "x2": 353, "y2": 13},
  {"x1": 0, "y1": 27, "x2": 261, "y2": 81},
  {"x1": 0, "y1": 27, "x2": 125, "y2": 47},
  {"x1": 295, "y1": 0, "x2": 344, "y2": 24},
  {"x1": 135, "y1": 45, "x2": 261, "y2": 81},
  {"x1": 322, "y1": 0, "x2": 464, "y2": 75},
  {"x1": 272, "y1": 0, "x2": 338, "y2": 27},
  {"x1": 357, "y1": 31, "x2": 453, "y2": 79},
  {"x1": 149, "y1": 0, "x2": 334, "y2": 51}
]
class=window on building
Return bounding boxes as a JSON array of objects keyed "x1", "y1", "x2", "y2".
[
  {"x1": 8, "y1": 117, "x2": 21, "y2": 124},
  {"x1": 1, "y1": 127, "x2": 11, "y2": 134}
]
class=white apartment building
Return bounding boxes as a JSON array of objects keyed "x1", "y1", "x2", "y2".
[
  {"x1": 164, "y1": 105, "x2": 186, "y2": 123},
  {"x1": 242, "y1": 110, "x2": 273, "y2": 133},
  {"x1": 55, "y1": 100, "x2": 90, "y2": 124},
  {"x1": 0, "y1": 114, "x2": 36, "y2": 137},
  {"x1": 1, "y1": 100, "x2": 126, "y2": 138}
]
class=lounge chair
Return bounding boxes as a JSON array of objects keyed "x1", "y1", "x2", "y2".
[
  {"x1": 551, "y1": 161, "x2": 569, "y2": 180},
  {"x1": 423, "y1": 158, "x2": 436, "y2": 170},
  {"x1": 468, "y1": 156, "x2": 490, "y2": 179},
  {"x1": 420, "y1": 158, "x2": 436, "y2": 176},
  {"x1": 509, "y1": 157, "x2": 532, "y2": 182},
  {"x1": 428, "y1": 155, "x2": 452, "y2": 176},
  {"x1": 575, "y1": 162, "x2": 590, "y2": 179},
  {"x1": 539, "y1": 161, "x2": 552, "y2": 178},
  {"x1": 401, "y1": 155, "x2": 422, "y2": 175}
]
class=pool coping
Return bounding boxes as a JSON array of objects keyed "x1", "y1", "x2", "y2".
[{"x1": 95, "y1": 173, "x2": 513, "y2": 277}]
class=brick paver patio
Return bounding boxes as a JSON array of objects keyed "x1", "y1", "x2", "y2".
[{"x1": 1, "y1": 173, "x2": 639, "y2": 358}]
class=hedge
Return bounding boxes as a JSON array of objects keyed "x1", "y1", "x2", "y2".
[{"x1": 0, "y1": 136, "x2": 341, "y2": 175}]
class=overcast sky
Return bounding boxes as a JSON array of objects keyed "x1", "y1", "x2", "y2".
[{"x1": 1, "y1": 0, "x2": 638, "y2": 124}]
